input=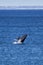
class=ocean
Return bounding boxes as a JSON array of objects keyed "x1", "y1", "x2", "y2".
[{"x1": 0, "y1": 10, "x2": 43, "y2": 65}]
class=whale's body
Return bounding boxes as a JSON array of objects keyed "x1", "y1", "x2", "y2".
[{"x1": 13, "y1": 34, "x2": 27, "y2": 44}]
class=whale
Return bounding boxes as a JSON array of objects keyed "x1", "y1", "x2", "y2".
[{"x1": 13, "y1": 34, "x2": 27, "y2": 44}]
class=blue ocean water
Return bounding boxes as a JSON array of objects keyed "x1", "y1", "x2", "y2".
[{"x1": 0, "y1": 10, "x2": 43, "y2": 65}]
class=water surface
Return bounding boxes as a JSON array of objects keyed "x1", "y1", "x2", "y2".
[{"x1": 0, "y1": 10, "x2": 43, "y2": 65}]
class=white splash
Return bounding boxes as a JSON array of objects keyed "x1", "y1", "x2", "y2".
[{"x1": 13, "y1": 39, "x2": 22, "y2": 44}]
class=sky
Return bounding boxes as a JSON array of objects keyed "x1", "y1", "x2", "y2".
[{"x1": 0, "y1": 0, "x2": 43, "y2": 6}]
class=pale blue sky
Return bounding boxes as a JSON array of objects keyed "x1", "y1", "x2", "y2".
[{"x1": 0, "y1": 0, "x2": 43, "y2": 6}]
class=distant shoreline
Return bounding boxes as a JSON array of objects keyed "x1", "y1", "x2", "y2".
[{"x1": 0, "y1": 6, "x2": 43, "y2": 10}]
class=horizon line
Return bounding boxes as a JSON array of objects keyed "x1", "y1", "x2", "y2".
[{"x1": 0, "y1": 6, "x2": 43, "y2": 10}]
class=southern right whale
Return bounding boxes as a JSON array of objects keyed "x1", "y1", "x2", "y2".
[{"x1": 13, "y1": 34, "x2": 27, "y2": 44}]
